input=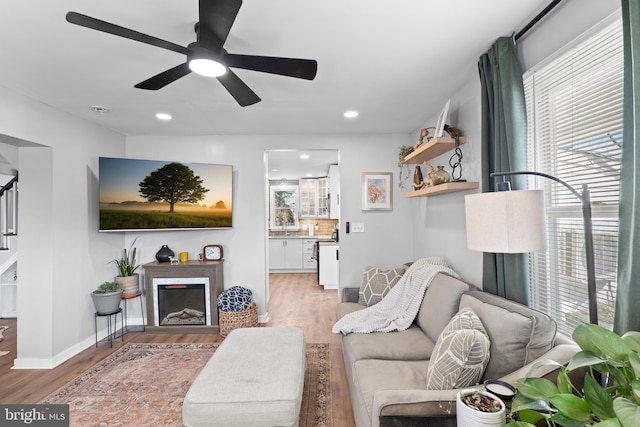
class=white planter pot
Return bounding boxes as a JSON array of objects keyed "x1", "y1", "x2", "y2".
[
  {"x1": 456, "y1": 389, "x2": 505, "y2": 427},
  {"x1": 116, "y1": 274, "x2": 140, "y2": 296}
]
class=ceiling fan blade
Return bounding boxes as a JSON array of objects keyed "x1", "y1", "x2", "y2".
[
  {"x1": 217, "y1": 70, "x2": 261, "y2": 106},
  {"x1": 66, "y1": 12, "x2": 188, "y2": 56},
  {"x1": 198, "y1": 0, "x2": 242, "y2": 50},
  {"x1": 225, "y1": 54, "x2": 318, "y2": 80},
  {"x1": 134, "y1": 63, "x2": 192, "y2": 90}
]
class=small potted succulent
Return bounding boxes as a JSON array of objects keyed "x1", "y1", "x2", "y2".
[
  {"x1": 91, "y1": 281, "x2": 123, "y2": 315},
  {"x1": 456, "y1": 388, "x2": 506, "y2": 427}
]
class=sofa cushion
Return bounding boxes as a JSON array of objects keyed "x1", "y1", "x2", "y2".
[
  {"x1": 342, "y1": 325, "x2": 435, "y2": 367},
  {"x1": 415, "y1": 274, "x2": 475, "y2": 343},
  {"x1": 425, "y1": 309, "x2": 490, "y2": 390},
  {"x1": 352, "y1": 359, "x2": 430, "y2": 426},
  {"x1": 460, "y1": 291, "x2": 557, "y2": 380},
  {"x1": 358, "y1": 266, "x2": 406, "y2": 306}
]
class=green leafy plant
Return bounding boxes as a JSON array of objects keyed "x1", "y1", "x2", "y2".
[
  {"x1": 113, "y1": 238, "x2": 140, "y2": 277},
  {"x1": 398, "y1": 145, "x2": 415, "y2": 189},
  {"x1": 94, "y1": 281, "x2": 121, "y2": 294},
  {"x1": 506, "y1": 323, "x2": 640, "y2": 426}
]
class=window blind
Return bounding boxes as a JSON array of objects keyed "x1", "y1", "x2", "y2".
[{"x1": 523, "y1": 18, "x2": 622, "y2": 335}]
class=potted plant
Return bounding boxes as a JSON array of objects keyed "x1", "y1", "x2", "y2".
[
  {"x1": 91, "y1": 281, "x2": 123, "y2": 314},
  {"x1": 457, "y1": 388, "x2": 506, "y2": 427},
  {"x1": 113, "y1": 238, "x2": 141, "y2": 296},
  {"x1": 506, "y1": 323, "x2": 640, "y2": 426},
  {"x1": 398, "y1": 145, "x2": 414, "y2": 189}
]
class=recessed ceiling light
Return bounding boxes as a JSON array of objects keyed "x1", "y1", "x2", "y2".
[
  {"x1": 344, "y1": 110, "x2": 359, "y2": 118},
  {"x1": 299, "y1": 154, "x2": 310, "y2": 159},
  {"x1": 156, "y1": 113, "x2": 172, "y2": 121},
  {"x1": 306, "y1": 173, "x2": 312, "y2": 177}
]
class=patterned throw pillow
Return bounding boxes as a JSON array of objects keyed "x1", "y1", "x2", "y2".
[
  {"x1": 440, "y1": 306, "x2": 488, "y2": 338},
  {"x1": 358, "y1": 266, "x2": 406, "y2": 306},
  {"x1": 217, "y1": 286, "x2": 253, "y2": 312},
  {"x1": 425, "y1": 308, "x2": 491, "y2": 390}
]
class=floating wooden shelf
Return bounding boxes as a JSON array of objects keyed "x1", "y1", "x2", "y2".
[
  {"x1": 405, "y1": 181, "x2": 479, "y2": 198},
  {"x1": 403, "y1": 136, "x2": 467, "y2": 165}
]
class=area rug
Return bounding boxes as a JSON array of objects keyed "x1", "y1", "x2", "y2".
[{"x1": 41, "y1": 342, "x2": 331, "y2": 427}]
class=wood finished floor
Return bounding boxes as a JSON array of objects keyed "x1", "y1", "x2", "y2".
[{"x1": 0, "y1": 273, "x2": 355, "y2": 427}]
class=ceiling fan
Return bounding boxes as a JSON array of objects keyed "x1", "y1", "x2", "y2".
[{"x1": 66, "y1": 0, "x2": 318, "y2": 106}]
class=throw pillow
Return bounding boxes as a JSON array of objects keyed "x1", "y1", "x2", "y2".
[
  {"x1": 440, "y1": 306, "x2": 488, "y2": 338},
  {"x1": 358, "y1": 266, "x2": 406, "y2": 306},
  {"x1": 425, "y1": 308, "x2": 491, "y2": 390}
]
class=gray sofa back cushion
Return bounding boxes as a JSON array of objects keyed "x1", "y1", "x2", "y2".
[
  {"x1": 460, "y1": 291, "x2": 557, "y2": 380},
  {"x1": 415, "y1": 274, "x2": 474, "y2": 343}
]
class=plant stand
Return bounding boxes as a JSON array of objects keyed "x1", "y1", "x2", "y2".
[
  {"x1": 122, "y1": 291, "x2": 145, "y2": 333},
  {"x1": 94, "y1": 308, "x2": 124, "y2": 348}
]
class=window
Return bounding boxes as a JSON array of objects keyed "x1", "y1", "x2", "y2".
[
  {"x1": 523, "y1": 18, "x2": 623, "y2": 335},
  {"x1": 269, "y1": 184, "x2": 299, "y2": 231}
]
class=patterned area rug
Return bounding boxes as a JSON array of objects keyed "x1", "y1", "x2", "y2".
[{"x1": 41, "y1": 342, "x2": 331, "y2": 427}]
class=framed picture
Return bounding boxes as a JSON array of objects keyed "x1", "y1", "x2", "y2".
[
  {"x1": 434, "y1": 99, "x2": 451, "y2": 137},
  {"x1": 361, "y1": 172, "x2": 393, "y2": 211}
]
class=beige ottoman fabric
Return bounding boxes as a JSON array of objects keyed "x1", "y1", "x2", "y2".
[{"x1": 183, "y1": 326, "x2": 306, "y2": 427}]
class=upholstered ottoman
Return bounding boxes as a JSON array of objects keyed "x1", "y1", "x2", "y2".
[{"x1": 182, "y1": 326, "x2": 306, "y2": 427}]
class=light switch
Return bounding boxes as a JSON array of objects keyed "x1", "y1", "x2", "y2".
[{"x1": 351, "y1": 222, "x2": 365, "y2": 233}]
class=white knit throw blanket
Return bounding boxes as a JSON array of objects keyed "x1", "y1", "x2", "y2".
[{"x1": 332, "y1": 257, "x2": 459, "y2": 335}]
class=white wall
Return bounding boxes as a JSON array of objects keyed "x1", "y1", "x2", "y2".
[
  {"x1": 408, "y1": 0, "x2": 621, "y2": 287},
  {"x1": 126, "y1": 134, "x2": 416, "y2": 318},
  {"x1": 0, "y1": 83, "x2": 126, "y2": 368}
]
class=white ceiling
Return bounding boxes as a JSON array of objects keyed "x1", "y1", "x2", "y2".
[{"x1": 0, "y1": 0, "x2": 549, "y2": 138}]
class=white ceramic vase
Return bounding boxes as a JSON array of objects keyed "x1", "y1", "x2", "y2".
[{"x1": 456, "y1": 389, "x2": 505, "y2": 427}]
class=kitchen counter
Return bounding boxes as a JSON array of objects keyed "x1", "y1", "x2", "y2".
[{"x1": 268, "y1": 235, "x2": 333, "y2": 240}]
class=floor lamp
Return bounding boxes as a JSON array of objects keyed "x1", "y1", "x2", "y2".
[{"x1": 464, "y1": 171, "x2": 598, "y2": 325}]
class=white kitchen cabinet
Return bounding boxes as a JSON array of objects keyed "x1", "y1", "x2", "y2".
[
  {"x1": 328, "y1": 164, "x2": 340, "y2": 219},
  {"x1": 302, "y1": 238, "x2": 317, "y2": 270},
  {"x1": 319, "y1": 243, "x2": 339, "y2": 289},
  {"x1": 299, "y1": 178, "x2": 328, "y2": 218},
  {"x1": 269, "y1": 238, "x2": 304, "y2": 270}
]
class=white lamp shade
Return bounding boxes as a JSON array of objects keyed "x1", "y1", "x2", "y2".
[{"x1": 464, "y1": 190, "x2": 547, "y2": 253}]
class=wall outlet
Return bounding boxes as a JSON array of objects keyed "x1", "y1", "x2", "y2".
[{"x1": 351, "y1": 222, "x2": 365, "y2": 233}]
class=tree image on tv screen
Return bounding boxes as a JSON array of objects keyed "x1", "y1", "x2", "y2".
[{"x1": 139, "y1": 162, "x2": 209, "y2": 213}]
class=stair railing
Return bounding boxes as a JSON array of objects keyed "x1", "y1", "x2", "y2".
[{"x1": 0, "y1": 173, "x2": 18, "y2": 250}]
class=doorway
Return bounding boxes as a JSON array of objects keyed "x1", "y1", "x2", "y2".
[{"x1": 264, "y1": 149, "x2": 340, "y2": 293}]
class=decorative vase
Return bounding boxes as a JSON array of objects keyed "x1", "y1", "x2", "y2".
[
  {"x1": 456, "y1": 389, "x2": 505, "y2": 427},
  {"x1": 413, "y1": 165, "x2": 424, "y2": 186},
  {"x1": 155, "y1": 245, "x2": 175, "y2": 262},
  {"x1": 91, "y1": 289, "x2": 124, "y2": 315},
  {"x1": 431, "y1": 165, "x2": 451, "y2": 186},
  {"x1": 115, "y1": 274, "x2": 140, "y2": 296}
]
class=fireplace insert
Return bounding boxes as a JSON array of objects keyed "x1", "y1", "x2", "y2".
[{"x1": 152, "y1": 277, "x2": 211, "y2": 326}]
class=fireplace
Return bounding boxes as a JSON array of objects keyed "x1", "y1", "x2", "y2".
[
  {"x1": 152, "y1": 277, "x2": 212, "y2": 326},
  {"x1": 143, "y1": 261, "x2": 224, "y2": 333}
]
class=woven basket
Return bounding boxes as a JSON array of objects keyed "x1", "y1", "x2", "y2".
[{"x1": 218, "y1": 302, "x2": 258, "y2": 337}]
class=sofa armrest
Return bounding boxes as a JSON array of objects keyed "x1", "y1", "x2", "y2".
[
  {"x1": 341, "y1": 285, "x2": 360, "y2": 303},
  {"x1": 374, "y1": 388, "x2": 473, "y2": 427}
]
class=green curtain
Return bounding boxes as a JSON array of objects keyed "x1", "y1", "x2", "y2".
[
  {"x1": 477, "y1": 37, "x2": 529, "y2": 306},
  {"x1": 615, "y1": 0, "x2": 640, "y2": 334}
]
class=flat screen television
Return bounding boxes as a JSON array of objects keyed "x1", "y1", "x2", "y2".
[{"x1": 99, "y1": 157, "x2": 233, "y2": 232}]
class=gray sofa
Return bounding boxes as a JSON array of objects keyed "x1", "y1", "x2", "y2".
[{"x1": 337, "y1": 273, "x2": 580, "y2": 427}]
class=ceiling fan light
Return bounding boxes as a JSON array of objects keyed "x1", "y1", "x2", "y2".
[{"x1": 189, "y1": 59, "x2": 227, "y2": 77}]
